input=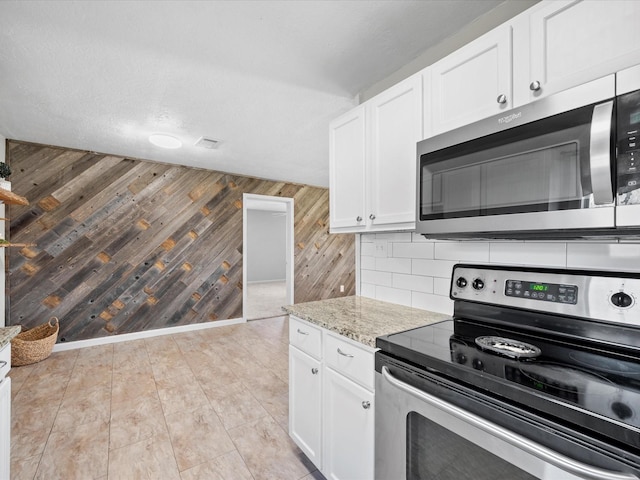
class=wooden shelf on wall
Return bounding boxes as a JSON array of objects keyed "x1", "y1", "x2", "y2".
[
  {"x1": 0, "y1": 242, "x2": 36, "y2": 248},
  {"x1": 0, "y1": 187, "x2": 29, "y2": 206}
]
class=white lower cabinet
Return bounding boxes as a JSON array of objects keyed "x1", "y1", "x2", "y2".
[
  {"x1": 289, "y1": 345, "x2": 322, "y2": 468},
  {"x1": 288, "y1": 316, "x2": 375, "y2": 480},
  {"x1": 323, "y1": 367, "x2": 374, "y2": 480},
  {"x1": 0, "y1": 343, "x2": 11, "y2": 480}
]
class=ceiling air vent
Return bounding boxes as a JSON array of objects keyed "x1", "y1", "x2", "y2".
[{"x1": 195, "y1": 137, "x2": 220, "y2": 149}]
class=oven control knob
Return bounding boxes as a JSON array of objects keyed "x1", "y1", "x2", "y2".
[
  {"x1": 611, "y1": 401, "x2": 633, "y2": 420},
  {"x1": 455, "y1": 352, "x2": 467, "y2": 364},
  {"x1": 456, "y1": 277, "x2": 468, "y2": 288},
  {"x1": 611, "y1": 292, "x2": 633, "y2": 308},
  {"x1": 472, "y1": 358, "x2": 484, "y2": 371},
  {"x1": 472, "y1": 278, "x2": 485, "y2": 291}
]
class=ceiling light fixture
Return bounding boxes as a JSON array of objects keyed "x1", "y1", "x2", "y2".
[{"x1": 149, "y1": 134, "x2": 182, "y2": 149}]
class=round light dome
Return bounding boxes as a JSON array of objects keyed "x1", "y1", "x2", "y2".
[{"x1": 149, "y1": 134, "x2": 182, "y2": 149}]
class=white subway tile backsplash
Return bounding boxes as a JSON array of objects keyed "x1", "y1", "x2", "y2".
[
  {"x1": 376, "y1": 285, "x2": 412, "y2": 307},
  {"x1": 392, "y1": 273, "x2": 434, "y2": 293},
  {"x1": 361, "y1": 283, "x2": 376, "y2": 298},
  {"x1": 359, "y1": 236, "x2": 638, "y2": 315},
  {"x1": 434, "y1": 241, "x2": 490, "y2": 262},
  {"x1": 411, "y1": 292, "x2": 454, "y2": 315},
  {"x1": 392, "y1": 242, "x2": 434, "y2": 259},
  {"x1": 375, "y1": 257, "x2": 412, "y2": 274},
  {"x1": 375, "y1": 232, "x2": 413, "y2": 242},
  {"x1": 567, "y1": 243, "x2": 640, "y2": 272},
  {"x1": 361, "y1": 255, "x2": 376, "y2": 270},
  {"x1": 489, "y1": 242, "x2": 566, "y2": 267},
  {"x1": 433, "y1": 277, "x2": 451, "y2": 296},
  {"x1": 361, "y1": 269, "x2": 392, "y2": 287},
  {"x1": 360, "y1": 242, "x2": 376, "y2": 256},
  {"x1": 412, "y1": 259, "x2": 458, "y2": 278}
]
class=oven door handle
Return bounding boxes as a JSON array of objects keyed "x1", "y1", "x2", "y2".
[
  {"x1": 589, "y1": 99, "x2": 614, "y2": 205},
  {"x1": 381, "y1": 367, "x2": 639, "y2": 480}
]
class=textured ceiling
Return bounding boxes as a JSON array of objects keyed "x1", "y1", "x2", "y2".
[{"x1": 0, "y1": 0, "x2": 503, "y2": 187}]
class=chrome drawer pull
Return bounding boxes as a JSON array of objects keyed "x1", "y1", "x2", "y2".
[
  {"x1": 311, "y1": 368, "x2": 319, "y2": 375},
  {"x1": 362, "y1": 401, "x2": 371, "y2": 409},
  {"x1": 296, "y1": 329, "x2": 309, "y2": 335},
  {"x1": 0, "y1": 361, "x2": 6, "y2": 368},
  {"x1": 337, "y1": 348, "x2": 354, "y2": 358}
]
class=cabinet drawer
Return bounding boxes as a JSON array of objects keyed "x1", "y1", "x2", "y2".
[
  {"x1": 289, "y1": 317, "x2": 322, "y2": 360},
  {"x1": 0, "y1": 344, "x2": 10, "y2": 379},
  {"x1": 324, "y1": 333, "x2": 375, "y2": 391}
]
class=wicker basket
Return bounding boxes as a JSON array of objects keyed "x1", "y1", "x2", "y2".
[{"x1": 11, "y1": 317, "x2": 59, "y2": 366}]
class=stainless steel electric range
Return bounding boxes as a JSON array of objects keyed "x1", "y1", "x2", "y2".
[{"x1": 375, "y1": 264, "x2": 640, "y2": 480}]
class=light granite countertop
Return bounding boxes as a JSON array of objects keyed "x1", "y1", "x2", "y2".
[
  {"x1": 0, "y1": 326, "x2": 21, "y2": 350},
  {"x1": 282, "y1": 296, "x2": 450, "y2": 348}
]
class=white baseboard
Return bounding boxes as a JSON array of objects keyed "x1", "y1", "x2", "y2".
[{"x1": 51, "y1": 317, "x2": 246, "y2": 352}]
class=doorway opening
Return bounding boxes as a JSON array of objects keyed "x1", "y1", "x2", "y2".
[{"x1": 243, "y1": 194, "x2": 294, "y2": 320}]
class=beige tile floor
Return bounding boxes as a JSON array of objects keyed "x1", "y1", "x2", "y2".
[
  {"x1": 245, "y1": 281, "x2": 288, "y2": 320},
  {"x1": 8, "y1": 316, "x2": 325, "y2": 480}
]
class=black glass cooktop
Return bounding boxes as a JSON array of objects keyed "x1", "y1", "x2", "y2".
[{"x1": 376, "y1": 316, "x2": 640, "y2": 446}]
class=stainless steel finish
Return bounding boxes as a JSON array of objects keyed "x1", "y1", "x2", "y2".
[
  {"x1": 362, "y1": 400, "x2": 371, "y2": 409},
  {"x1": 378, "y1": 367, "x2": 638, "y2": 480},
  {"x1": 369, "y1": 214, "x2": 375, "y2": 220},
  {"x1": 416, "y1": 75, "x2": 617, "y2": 237},
  {"x1": 337, "y1": 348, "x2": 354, "y2": 358},
  {"x1": 418, "y1": 207, "x2": 615, "y2": 236},
  {"x1": 311, "y1": 367, "x2": 318, "y2": 375},
  {"x1": 356, "y1": 216, "x2": 362, "y2": 222},
  {"x1": 296, "y1": 329, "x2": 309, "y2": 335},
  {"x1": 589, "y1": 100, "x2": 615, "y2": 204},
  {"x1": 450, "y1": 265, "x2": 640, "y2": 327},
  {"x1": 530, "y1": 80, "x2": 542, "y2": 91},
  {"x1": 496, "y1": 94, "x2": 507, "y2": 104}
]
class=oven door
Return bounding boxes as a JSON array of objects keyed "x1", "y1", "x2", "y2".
[
  {"x1": 375, "y1": 356, "x2": 640, "y2": 480},
  {"x1": 416, "y1": 75, "x2": 616, "y2": 237}
]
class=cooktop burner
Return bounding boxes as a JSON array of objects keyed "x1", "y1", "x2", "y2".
[{"x1": 474, "y1": 336, "x2": 542, "y2": 359}]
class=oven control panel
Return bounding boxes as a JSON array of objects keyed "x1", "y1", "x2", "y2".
[
  {"x1": 504, "y1": 279, "x2": 578, "y2": 304},
  {"x1": 450, "y1": 264, "x2": 640, "y2": 327}
]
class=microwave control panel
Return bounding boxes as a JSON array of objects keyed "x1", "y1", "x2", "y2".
[{"x1": 617, "y1": 89, "x2": 640, "y2": 202}]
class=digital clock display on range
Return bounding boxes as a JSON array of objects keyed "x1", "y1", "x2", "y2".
[{"x1": 505, "y1": 279, "x2": 578, "y2": 304}]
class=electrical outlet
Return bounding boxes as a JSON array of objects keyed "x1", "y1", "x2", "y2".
[
  {"x1": 374, "y1": 239, "x2": 387, "y2": 258},
  {"x1": 340, "y1": 285, "x2": 345, "y2": 293}
]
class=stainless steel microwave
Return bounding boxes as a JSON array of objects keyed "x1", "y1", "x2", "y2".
[{"x1": 416, "y1": 66, "x2": 640, "y2": 239}]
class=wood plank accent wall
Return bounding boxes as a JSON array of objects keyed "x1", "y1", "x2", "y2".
[{"x1": 5, "y1": 141, "x2": 355, "y2": 343}]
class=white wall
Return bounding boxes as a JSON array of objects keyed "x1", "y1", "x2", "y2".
[
  {"x1": 360, "y1": 233, "x2": 640, "y2": 315},
  {"x1": 247, "y1": 209, "x2": 286, "y2": 283}
]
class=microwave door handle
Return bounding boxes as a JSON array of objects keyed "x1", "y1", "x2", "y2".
[{"x1": 589, "y1": 100, "x2": 614, "y2": 205}]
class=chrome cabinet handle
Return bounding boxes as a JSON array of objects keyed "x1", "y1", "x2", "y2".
[
  {"x1": 311, "y1": 367, "x2": 318, "y2": 375},
  {"x1": 529, "y1": 80, "x2": 541, "y2": 91},
  {"x1": 356, "y1": 216, "x2": 362, "y2": 222},
  {"x1": 296, "y1": 329, "x2": 309, "y2": 335},
  {"x1": 590, "y1": 100, "x2": 615, "y2": 205},
  {"x1": 381, "y1": 367, "x2": 638, "y2": 480},
  {"x1": 369, "y1": 214, "x2": 376, "y2": 220},
  {"x1": 496, "y1": 94, "x2": 507, "y2": 104},
  {"x1": 362, "y1": 401, "x2": 371, "y2": 409},
  {"x1": 337, "y1": 348, "x2": 354, "y2": 358},
  {"x1": 0, "y1": 361, "x2": 6, "y2": 368}
]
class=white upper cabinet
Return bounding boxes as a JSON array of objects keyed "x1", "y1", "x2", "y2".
[
  {"x1": 368, "y1": 74, "x2": 422, "y2": 229},
  {"x1": 329, "y1": 74, "x2": 422, "y2": 233},
  {"x1": 429, "y1": 24, "x2": 512, "y2": 135},
  {"x1": 514, "y1": 0, "x2": 640, "y2": 104},
  {"x1": 329, "y1": 106, "x2": 367, "y2": 231}
]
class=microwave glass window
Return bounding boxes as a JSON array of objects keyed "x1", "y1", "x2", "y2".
[{"x1": 420, "y1": 116, "x2": 591, "y2": 220}]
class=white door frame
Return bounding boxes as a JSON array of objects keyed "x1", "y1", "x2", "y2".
[{"x1": 242, "y1": 193, "x2": 294, "y2": 320}]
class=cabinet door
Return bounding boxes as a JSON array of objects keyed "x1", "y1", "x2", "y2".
[
  {"x1": 369, "y1": 74, "x2": 422, "y2": 228},
  {"x1": 323, "y1": 367, "x2": 374, "y2": 480},
  {"x1": 522, "y1": 0, "x2": 640, "y2": 102},
  {"x1": 329, "y1": 106, "x2": 367, "y2": 232},
  {"x1": 0, "y1": 377, "x2": 10, "y2": 480},
  {"x1": 289, "y1": 346, "x2": 322, "y2": 468},
  {"x1": 430, "y1": 24, "x2": 512, "y2": 135}
]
